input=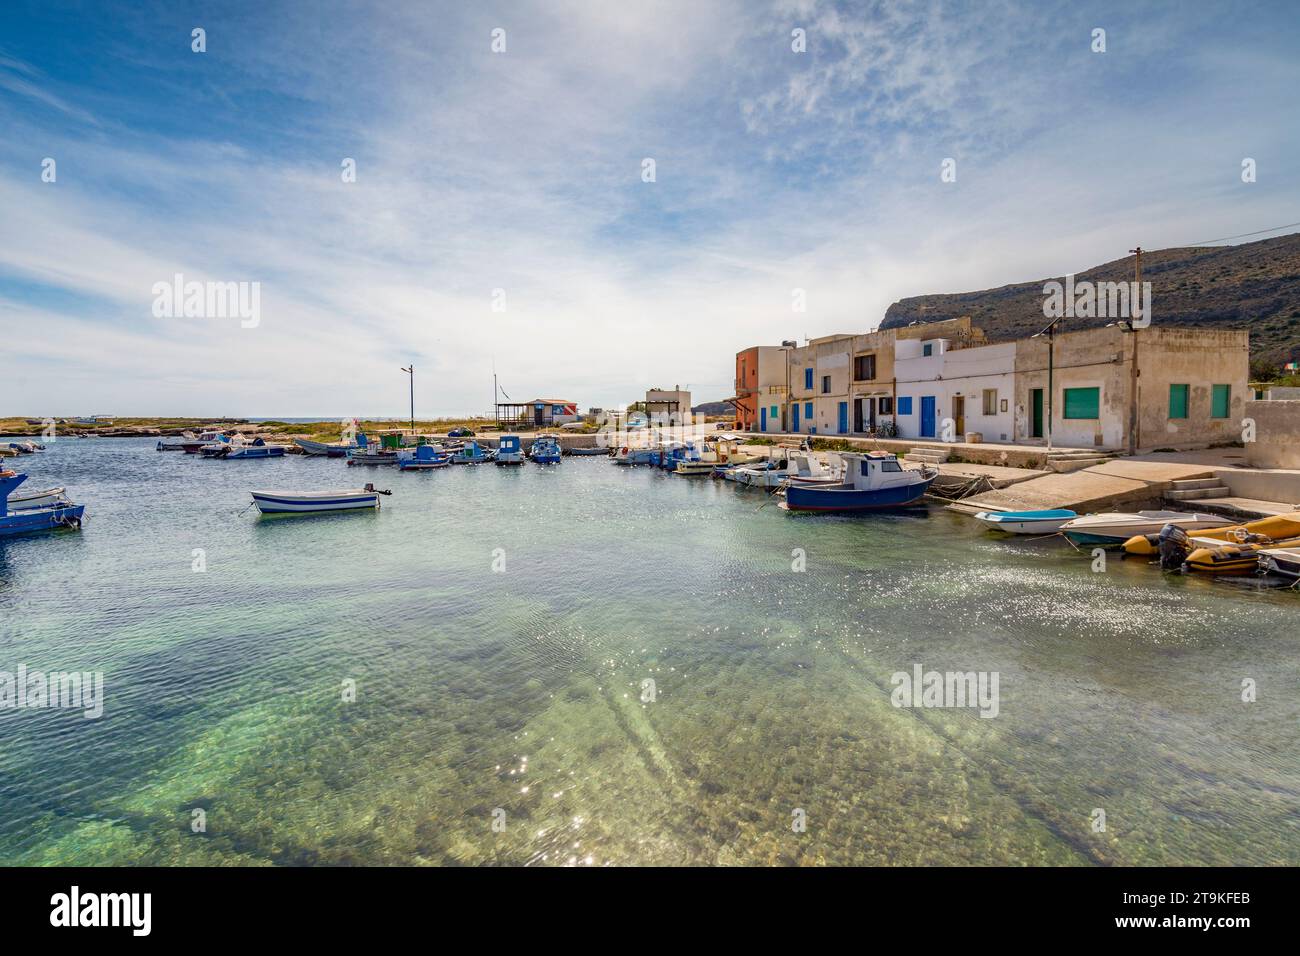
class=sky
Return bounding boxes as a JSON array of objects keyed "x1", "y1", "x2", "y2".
[{"x1": 1, "y1": 0, "x2": 1297, "y2": 417}]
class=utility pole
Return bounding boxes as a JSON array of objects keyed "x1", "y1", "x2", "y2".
[
  {"x1": 1031, "y1": 315, "x2": 1063, "y2": 452},
  {"x1": 401, "y1": 365, "x2": 414, "y2": 436},
  {"x1": 1127, "y1": 247, "x2": 1143, "y2": 455}
]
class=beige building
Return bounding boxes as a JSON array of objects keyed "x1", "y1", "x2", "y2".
[
  {"x1": 740, "y1": 319, "x2": 1249, "y2": 452},
  {"x1": 1015, "y1": 326, "x2": 1248, "y2": 451}
]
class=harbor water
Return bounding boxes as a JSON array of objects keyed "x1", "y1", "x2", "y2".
[{"x1": 1, "y1": 437, "x2": 1297, "y2": 865}]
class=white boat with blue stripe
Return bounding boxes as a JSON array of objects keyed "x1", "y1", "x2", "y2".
[
  {"x1": 972, "y1": 509, "x2": 1078, "y2": 535},
  {"x1": 250, "y1": 486, "x2": 389, "y2": 514}
]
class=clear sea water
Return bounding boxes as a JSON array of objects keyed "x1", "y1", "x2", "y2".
[{"x1": 1, "y1": 437, "x2": 1297, "y2": 866}]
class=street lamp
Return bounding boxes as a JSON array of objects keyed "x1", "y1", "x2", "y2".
[{"x1": 400, "y1": 365, "x2": 414, "y2": 436}]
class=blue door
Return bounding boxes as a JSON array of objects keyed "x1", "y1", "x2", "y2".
[
  {"x1": 837, "y1": 402, "x2": 848, "y2": 434},
  {"x1": 760, "y1": 407, "x2": 767, "y2": 432},
  {"x1": 920, "y1": 396, "x2": 936, "y2": 438},
  {"x1": 792, "y1": 403, "x2": 800, "y2": 432}
]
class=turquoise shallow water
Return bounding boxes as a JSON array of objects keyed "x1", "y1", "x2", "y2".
[{"x1": 1, "y1": 436, "x2": 1297, "y2": 866}]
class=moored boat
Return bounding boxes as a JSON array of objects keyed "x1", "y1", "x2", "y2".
[
  {"x1": 1184, "y1": 534, "x2": 1300, "y2": 575},
  {"x1": 1060, "y1": 511, "x2": 1227, "y2": 547},
  {"x1": 973, "y1": 508, "x2": 1078, "y2": 535},
  {"x1": 5, "y1": 486, "x2": 68, "y2": 510},
  {"x1": 451, "y1": 441, "x2": 495, "y2": 464},
  {"x1": 782, "y1": 452, "x2": 937, "y2": 512},
  {"x1": 213, "y1": 437, "x2": 286, "y2": 459},
  {"x1": 612, "y1": 445, "x2": 657, "y2": 465},
  {"x1": 294, "y1": 437, "x2": 357, "y2": 458},
  {"x1": 495, "y1": 435, "x2": 526, "y2": 465},
  {"x1": 398, "y1": 445, "x2": 451, "y2": 470},
  {"x1": 567, "y1": 446, "x2": 609, "y2": 456},
  {"x1": 529, "y1": 435, "x2": 562, "y2": 464},
  {"x1": 0, "y1": 473, "x2": 84, "y2": 537},
  {"x1": 1123, "y1": 511, "x2": 1300, "y2": 555},
  {"x1": 250, "y1": 485, "x2": 389, "y2": 514},
  {"x1": 1258, "y1": 547, "x2": 1300, "y2": 580}
]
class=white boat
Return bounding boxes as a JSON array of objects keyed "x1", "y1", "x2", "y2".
[
  {"x1": 294, "y1": 437, "x2": 358, "y2": 458},
  {"x1": 1258, "y1": 547, "x2": 1300, "y2": 580},
  {"x1": 157, "y1": 432, "x2": 197, "y2": 451},
  {"x1": 973, "y1": 509, "x2": 1078, "y2": 535},
  {"x1": 785, "y1": 451, "x2": 844, "y2": 485},
  {"x1": 612, "y1": 445, "x2": 658, "y2": 465},
  {"x1": 250, "y1": 487, "x2": 389, "y2": 514},
  {"x1": 1060, "y1": 511, "x2": 1228, "y2": 547},
  {"x1": 6, "y1": 486, "x2": 67, "y2": 510}
]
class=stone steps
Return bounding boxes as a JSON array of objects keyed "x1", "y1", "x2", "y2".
[
  {"x1": 1164, "y1": 477, "x2": 1232, "y2": 500},
  {"x1": 1046, "y1": 455, "x2": 1112, "y2": 473},
  {"x1": 904, "y1": 448, "x2": 950, "y2": 465}
]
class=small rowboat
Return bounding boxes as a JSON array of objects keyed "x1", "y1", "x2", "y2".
[
  {"x1": 250, "y1": 486, "x2": 390, "y2": 514},
  {"x1": 973, "y1": 509, "x2": 1078, "y2": 535},
  {"x1": 6, "y1": 486, "x2": 68, "y2": 511},
  {"x1": 567, "y1": 446, "x2": 609, "y2": 456},
  {"x1": 294, "y1": 437, "x2": 357, "y2": 458}
]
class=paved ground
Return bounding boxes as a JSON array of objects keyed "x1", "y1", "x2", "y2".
[{"x1": 951, "y1": 459, "x2": 1219, "y2": 514}]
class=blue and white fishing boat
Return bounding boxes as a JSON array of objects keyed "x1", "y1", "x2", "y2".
[
  {"x1": 213, "y1": 437, "x2": 286, "y2": 459},
  {"x1": 398, "y1": 445, "x2": 451, "y2": 470},
  {"x1": 529, "y1": 435, "x2": 562, "y2": 464},
  {"x1": 250, "y1": 485, "x2": 389, "y2": 514},
  {"x1": 972, "y1": 509, "x2": 1078, "y2": 535},
  {"x1": 0, "y1": 472, "x2": 84, "y2": 537},
  {"x1": 496, "y1": 435, "x2": 525, "y2": 465},
  {"x1": 782, "y1": 452, "x2": 937, "y2": 512},
  {"x1": 451, "y1": 441, "x2": 495, "y2": 465}
]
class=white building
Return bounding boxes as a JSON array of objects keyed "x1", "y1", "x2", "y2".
[{"x1": 893, "y1": 338, "x2": 1017, "y2": 441}]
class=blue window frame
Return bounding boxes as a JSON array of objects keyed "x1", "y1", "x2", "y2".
[
  {"x1": 923, "y1": 343, "x2": 933, "y2": 357},
  {"x1": 804, "y1": 368, "x2": 813, "y2": 390},
  {"x1": 804, "y1": 402, "x2": 813, "y2": 418},
  {"x1": 897, "y1": 397, "x2": 913, "y2": 415}
]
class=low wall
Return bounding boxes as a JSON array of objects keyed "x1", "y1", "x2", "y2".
[
  {"x1": 1215, "y1": 467, "x2": 1300, "y2": 505},
  {"x1": 1244, "y1": 401, "x2": 1300, "y2": 470}
]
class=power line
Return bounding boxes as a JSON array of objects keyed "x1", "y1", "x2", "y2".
[{"x1": 1186, "y1": 220, "x2": 1300, "y2": 247}]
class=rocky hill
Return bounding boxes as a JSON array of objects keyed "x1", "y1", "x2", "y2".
[{"x1": 880, "y1": 232, "x2": 1300, "y2": 369}]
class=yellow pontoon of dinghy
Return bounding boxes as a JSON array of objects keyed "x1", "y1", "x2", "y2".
[
  {"x1": 1184, "y1": 534, "x2": 1300, "y2": 575},
  {"x1": 1123, "y1": 511, "x2": 1300, "y2": 556}
]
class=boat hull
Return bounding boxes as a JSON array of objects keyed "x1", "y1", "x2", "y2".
[
  {"x1": 973, "y1": 509, "x2": 1077, "y2": 535},
  {"x1": 1260, "y1": 549, "x2": 1300, "y2": 579},
  {"x1": 250, "y1": 492, "x2": 379, "y2": 514},
  {"x1": 783, "y1": 474, "x2": 936, "y2": 511},
  {"x1": 0, "y1": 503, "x2": 85, "y2": 536},
  {"x1": 295, "y1": 438, "x2": 354, "y2": 457}
]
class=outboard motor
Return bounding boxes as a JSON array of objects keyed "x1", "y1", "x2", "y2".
[
  {"x1": 363, "y1": 483, "x2": 392, "y2": 495},
  {"x1": 1157, "y1": 523, "x2": 1190, "y2": 571}
]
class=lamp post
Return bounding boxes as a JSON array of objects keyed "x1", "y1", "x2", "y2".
[{"x1": 400, "y1": 365, "x2": 414, "y2": 436}]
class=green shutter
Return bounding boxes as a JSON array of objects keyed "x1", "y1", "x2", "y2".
[
  {"x1": 1063, "y1": 387, "x2": 1100, "y2": 419},
  {"x1": 1211, "y1": 384, "x2": 1230, "y2": 419},
  {"x1": 1169, "y1": 384, "x2": 1188, "y2": 419}
]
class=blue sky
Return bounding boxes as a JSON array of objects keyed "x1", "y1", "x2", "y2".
[{"x1": 2, "y1": 0, "x2": 1297, "y2": 416}]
